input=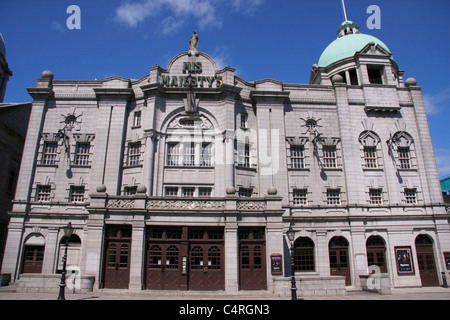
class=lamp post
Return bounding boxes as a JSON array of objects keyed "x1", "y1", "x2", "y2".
[
  {"x1": 286, "y1": 225, "x2": 298, "y2": 300},
  {"x1": 57, "y1": 222, "x2": 74, "y2": 300}
]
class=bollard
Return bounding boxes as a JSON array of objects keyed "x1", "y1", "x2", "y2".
[{"x1": 442, "y1": 272, "x2": 448, "y2": 288}]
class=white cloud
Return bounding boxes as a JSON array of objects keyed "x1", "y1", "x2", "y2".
[
  {"x1": 50, "y1": 20, "x2": 66, "y2": 33},
  {"x1": 231, "y1": 0, "x2": 265, "y2": 15},
  {"x1": 160, "y1": 16, "x2": 184, "y2": 35},
  {"x1": 113, "y1": 0, "x2": 262, "y2": 30},
  {"x1": 423, "y1": 87, "x2": 450, "y2": 116},
  {"x1": 211, "y1": 46, "x2": 231, "y2": 70},
  {"x1": 114, "y1": 1, "x2": 152, "y2": 28}
]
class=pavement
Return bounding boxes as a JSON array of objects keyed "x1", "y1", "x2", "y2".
[{"x1": 0, "y1": 284, "x2": 449, "y2": 300}]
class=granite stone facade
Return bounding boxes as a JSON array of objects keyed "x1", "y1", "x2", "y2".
[{"x1": 2, "y1": 26, "x2": 449, "y2": 296}]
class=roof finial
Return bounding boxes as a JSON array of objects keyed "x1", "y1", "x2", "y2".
[{"x1": 341, "y1": 0, "x2": 349, "y2": 21}]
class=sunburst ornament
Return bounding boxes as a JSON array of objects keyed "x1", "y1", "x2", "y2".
[{"x1": 60, "y1": 109, "x2": 82, "y2": 131}]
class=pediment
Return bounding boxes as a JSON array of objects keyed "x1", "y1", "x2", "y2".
[{"x1": 358, "y1": 42, "x2": 392, "y2": 57}]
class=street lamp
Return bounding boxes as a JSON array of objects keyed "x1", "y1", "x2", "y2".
[
  {"x1": 286, "y1": 225, "x2": 298, "y2": 300},
  {"x1": 57, "y1": 222, "x2": 74, "y2": 300}
]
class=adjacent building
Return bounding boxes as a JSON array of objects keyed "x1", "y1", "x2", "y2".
[
  {"x1": 0, "y1": 33, "x2": 31, "y2": 271},
  {"x1": 2, "y1": 22, "x2": 449, "y2": 296},
  {"x1": 0, "y1": 32, "x2": 13, "y2": 103},
  {"x1": 441, "y1": 176, "x2": 450, "y2": 204}
]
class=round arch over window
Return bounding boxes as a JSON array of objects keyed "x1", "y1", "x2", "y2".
[
  {"x1": 366, "y1": 235, "x2": 387, "y2": 273},
  {"x1": 293, "y1": 237, "x2": 315, "y2": 272},
  {"x1": 359, "y1": 130, "x2": 381, "y2": 147},
  {"x1": 329, "y1": 236, "x2": 349, "y2": 248},
  {"x1": 59, "y1": 234, "x2": 81, "y2": 246},
  {"x1": 415, "y1": 234, "x2": 434, "y2": 245}
]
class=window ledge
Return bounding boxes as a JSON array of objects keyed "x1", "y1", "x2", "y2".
[
  {"x1": 37, "y1": 164, "x2": 58, "y2": 168},
  {"x1": 397, "y1": 168, "x2": 417, "y2": 172},
  {"x1": 165, "y1": 165, "x2": 214, "y2": 169},
  {"x1": 288, "y1": 167, "x2": 310, "y2": 171},
  {"x1": 236, "y1": 166, "x2": 257, "y2": 172},
  {"x1": 363, "y1": 168, "x2": 384, "y2": 172}
]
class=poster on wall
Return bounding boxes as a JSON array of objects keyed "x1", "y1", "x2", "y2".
[
  {"x1": 271, "y1": 254, "x2": 283, "y2": 275},
  {"x1": 444, "y1": 252, "x2": 450, "y2": 270},
  {"x1": 395, "y1": 247, "x2": 414, "y2": 275}
]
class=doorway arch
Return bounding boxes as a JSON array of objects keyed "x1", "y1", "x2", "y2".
[
  {"x1": 415, "y1": 234, "x2": 439, "y2": 287},
  {"x1": 21, "y1": 233, "x2": 45, "y2": 274},
  {"x1": 329, "y1": 236, "x2": 351, "y2": 285},
  {"x1": 366, "y1": 236, "x2": 387, "y2": 273}
]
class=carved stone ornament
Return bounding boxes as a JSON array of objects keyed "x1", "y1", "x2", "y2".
[{"x1": 146, "y1": 199, "x2": 225, "y2": 211}]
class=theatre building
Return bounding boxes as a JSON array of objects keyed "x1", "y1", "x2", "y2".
[{"x1": 2, "y1": 22, "x2": 449, "y2": 296}]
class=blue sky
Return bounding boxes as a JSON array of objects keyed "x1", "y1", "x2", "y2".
[{"x1": 1, "y1": 0, "x2": 449, "y2": 178}]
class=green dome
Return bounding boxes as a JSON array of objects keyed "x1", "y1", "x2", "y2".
[{"x1": 318, "y1": 23, "x2": 391, "y2": 68}]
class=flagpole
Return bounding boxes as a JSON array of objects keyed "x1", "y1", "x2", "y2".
[{"x1": 341, "y1": 0, "x2": 348, "y2": 21}]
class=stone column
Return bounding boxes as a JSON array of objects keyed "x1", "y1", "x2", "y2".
[
  {"x1": 407, "y1": 79, "x2": 444, "y2": 205},
  {"x1": 143, "y1": 130, "x2": 156, "y2": 196},
  {"x1": 13, "y1": 81, "x2": 53, "y2": 213},
  {"x1": 266, "y1": 220, "x2": 284, "y2": 291},
  {"x1": 93, "y1": 88, "x2": 133, "y2": 195},
  {"x1": 224, "y1": 217, "x2": 239, "y2": 292},
  {"x1": 0, "y1": 216, "x2": 25, "y2": 281},
  {"x1": 316, "y1": 231, "x2": 330, "y2": 276},
  {"x1": 332, "y1": 75, "x2": 364, "y2": 213},
  {"x1": 223, "y1": 130, "x2": 236, "y2": 194},
  {"x1": 41, "y1": 227, "x2": 59, "y2": 274},
  {"x1": 129, "y1": 218, "x2": 145, "y2": 291},
  {"x1": 83, "y1": 212, "x2": 105, "y2": 289}
]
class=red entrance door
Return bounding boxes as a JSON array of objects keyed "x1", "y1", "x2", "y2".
[
  {"x1": 329, "y1": 237, "x2": 351, "y2": 286},
  {"x1": 239, "y1": 228, "x2": 267, "y2": 290},
  {"x1": 189, "y1": 244, "x2": 224, "y2": 291},
  {"x1": 415, "y1": 235, "x2": 439, "y2": 287},
  {"x1": 22, "y1": 246, "x2": 45, "y2": 273},
  {"x1": 103, "y1": 226, "x2": 132, "y2": 289},
  {"x1": 146, "y1": 244, "x2": 181, "y2": 290}
]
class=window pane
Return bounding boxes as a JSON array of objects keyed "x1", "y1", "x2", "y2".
[
  {"x1": 364, "y1": 146, "x2": 378, "y2": 169},
  {"x1": 165, "y1": 187, "x2": 178, "y2": 196},
  {"x1": 183, "y1": 143, "x2": 195, "y2": 166},
  {"x1": 182, "y1": 187, "x2": 195, "y2": 197},
  {"x1": 405, "y1": 188, "x2": 417, "y2": 204},
  {"x1": 293, "y1": 189, "x2": 308, "y2": 205},
  {"x1": 36, "y1": 185, "x2": 51, "y2": 202},
  {"x1": 199, "y1": 188, "x2": 212, "y2": 197},
  {"x1": 323, "y1": 146, "x2": 337, "y2": 168},
  {"x1": 369, "y1": 188, "x2": 382, "y2": 205},
  {"x1": 201, "y1": 143, "x2": 212, "y2": 167},
  {"x1": 70, "y1": 186, "x2": 85, "y2": 202},
  {"x1": 327, "y1": 189, "x2": 341, "y2": 205},
  {"x1": 128, "y1": 142, "x2": 141, "y2": 166},
  {"x1": 291, "y1": 146, "x2": 305, "y2": 169},
  {"x1": 75, "y1": 143, "x2": 90, "y2": 166},
  {"x1": 43, "y1": 142, "x2": 58, "y2": 165},
  {"x1": 398, "y1": 147, "x2": 411, "y2": 169},
  {"x1": 167, "y1": 143, "x2": 180, "y2": 166},
  {"x1": 133, "y1": 111, "x2": 141, "y2": 127},
  {"x1": 237, "y1": 143, "x2": 250, "y2": 168}
]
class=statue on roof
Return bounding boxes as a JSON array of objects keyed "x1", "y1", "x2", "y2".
[{"x1": 189, "y1": 31, "x2": 199, "y2": 56}]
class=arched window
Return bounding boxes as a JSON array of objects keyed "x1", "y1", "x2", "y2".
[
  {"x1": 58, "y1": 234, "x2": 82, "y2": 271},
  {"x1": 293, "y1": 237, "x2": 315, "y2": 272},
  {"x1": 359, "y1": 131, "x2": 381, "y2": 169},
  {"x1": 387, "y1": 131, "x2": 415, "y2": 170},
  {"x1": 366, "y1": 236, "x2": 387, "y2": 273}
]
